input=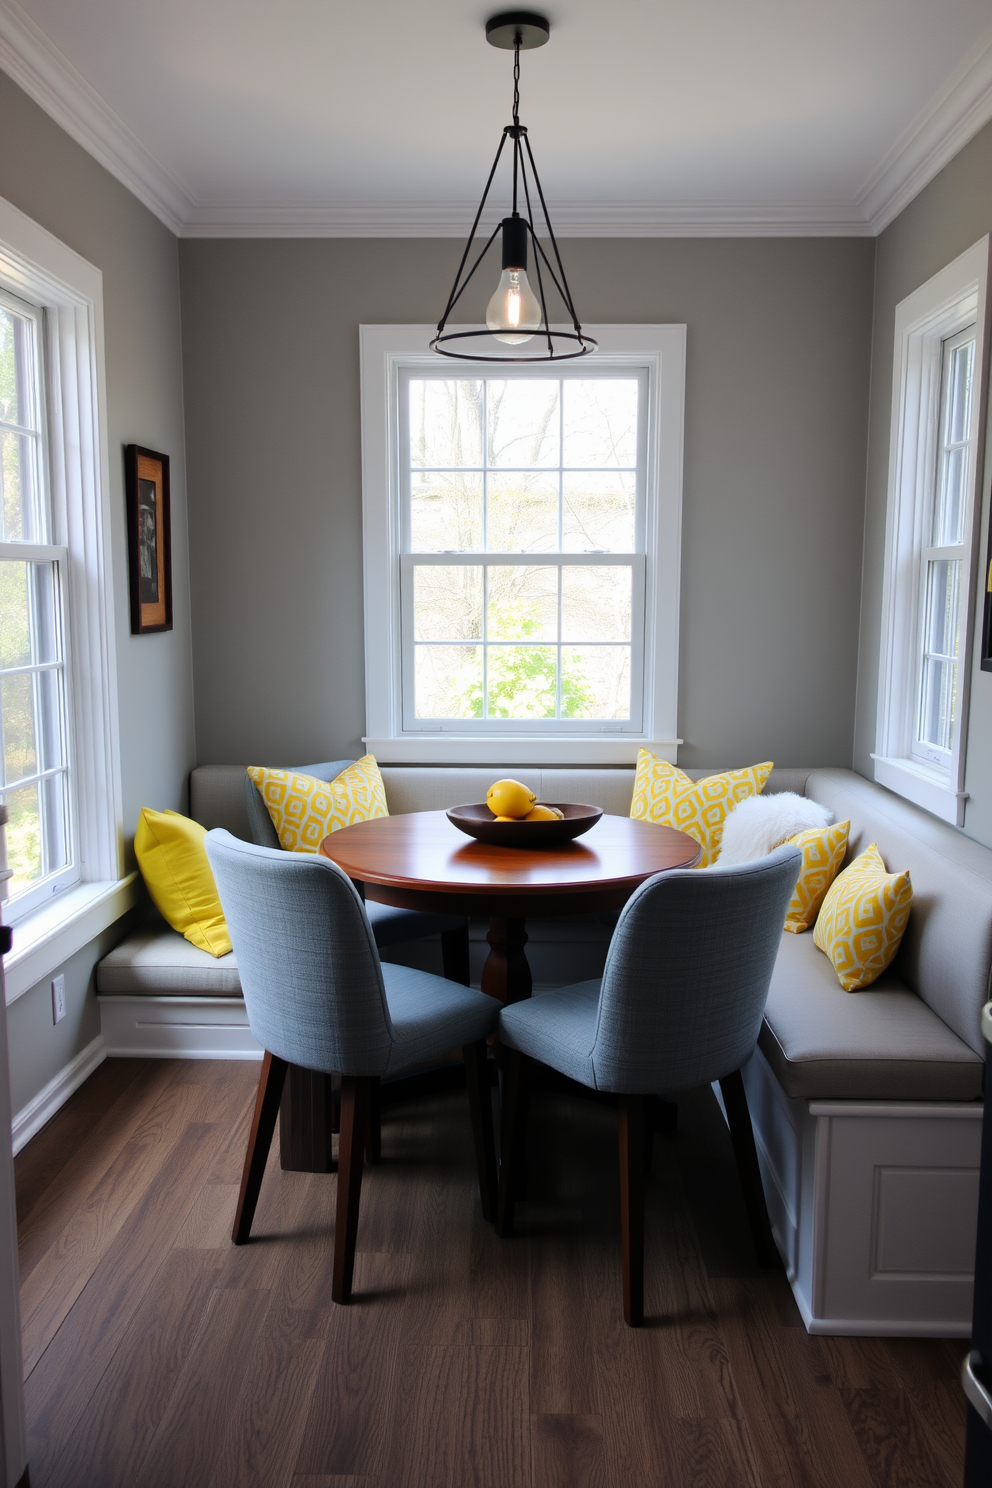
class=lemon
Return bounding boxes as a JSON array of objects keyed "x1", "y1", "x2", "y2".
[
  {"x1": 523, "y1": 805, "x2": 559, "y2": 822},
  {"x1": 494, "y1": 815, "x2": 516, "y2": 822},
  {"x1": 486, "y1": 778, "x2": 536, "y2": 819}
]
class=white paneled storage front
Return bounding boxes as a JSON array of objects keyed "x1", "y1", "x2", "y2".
[{"x1": 744, "y1": 1046, "x2": 982, "y2": 1335}]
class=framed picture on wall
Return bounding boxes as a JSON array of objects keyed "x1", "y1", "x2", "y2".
[{"x1": 124, "y1": 444, "x2": 172, "y2": 634}]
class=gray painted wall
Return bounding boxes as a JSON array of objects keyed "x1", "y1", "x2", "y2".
[
  {"x1": 853, "y1": 117, "x2": 992, "y2": 850},
  {"x1": 179, "y1": 235, "x2": 875, "y2": 771},
  {"x1": 0, "y1": 72, "x2": 195, "y2": 1113}
]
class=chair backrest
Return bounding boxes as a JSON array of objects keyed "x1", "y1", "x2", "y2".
[
  {"x1": 205, "y1": 829, "x2": 394, "y2": 1075},
  {"x1": 592, "y1": 845, "x2": 802, "y2": 1094},
  {"x1": 244, "y1": 760, "x2": 357, "y2": 849}
]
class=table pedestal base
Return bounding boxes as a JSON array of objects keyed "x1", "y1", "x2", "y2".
[
  {"x1": 280, "y1": 1066, "x2": 338, "y2": 1172},
  {"x1": 481, "y1": 916, "x2": 531, "y2": 1004}
]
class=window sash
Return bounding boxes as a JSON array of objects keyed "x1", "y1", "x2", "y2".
[
  {"x1": 397, "y1": 364, "x2": 648, "y2": 735},
  {"x1": 909, "y1": 325, "x2": 976, "y2": 772},
  {"x1": 400, "y1": 551, "x2": 645, "y2": 731},
  {"x1": 0, "y1": 527, "x2": 76, "y2": 915}
]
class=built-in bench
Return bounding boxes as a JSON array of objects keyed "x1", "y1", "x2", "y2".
[{"x1": 96, "y1": 763, "x2": 991, "y2": 1336}]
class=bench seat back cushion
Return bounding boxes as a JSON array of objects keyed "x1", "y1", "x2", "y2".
[
  {"x1": 759, "y1": 928, "x2": 983, "y2": 1101},
  {"x1": 96, "y1": 923, "x2": 242, "y2": 997},
  {"x1": 190, "y1": 762, "x2": 813, "y2": 842},
  {"x1": 805, "y1": 769, "x2": 992, "y2": 1057}
]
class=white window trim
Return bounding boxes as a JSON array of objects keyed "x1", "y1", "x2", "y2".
[
  {"x1": 0, "y1": 193, "x2": 128, "y2": 1002},
  {"x1": 359, "y1": 323, "x2": 686, "y2": 765},
  {"x1": 873, "y1": 236, "x2": 991, "y2": 827}
]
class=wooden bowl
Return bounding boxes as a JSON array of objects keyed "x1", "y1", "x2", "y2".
[{"x1": 445, "y1": 802, "x2": 604, "y2": 848}]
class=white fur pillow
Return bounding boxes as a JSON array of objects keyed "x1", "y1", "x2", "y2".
[{"x1": 717, "y1": 792, "x2": 833, "y2": 865}]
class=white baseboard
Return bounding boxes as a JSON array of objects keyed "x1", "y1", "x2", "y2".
[
  {"x1": 11, "y1": 1033, "x2": 106, "y2": 1154},
  {"x1": 743, "y1": 1047, "x2": 982, "y2": 1336},
  {"x1": 99, "y1": 995, "x2": 263, "y2": 1059}
]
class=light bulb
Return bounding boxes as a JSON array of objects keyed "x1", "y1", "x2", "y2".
[{"x1": 486, "y1": 267, "x2": 541, "y2": 345}]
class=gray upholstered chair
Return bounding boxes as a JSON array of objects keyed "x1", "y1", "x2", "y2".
[
  {"x1": 495, "y1": 845, "x2": 802, "y2": 1326},
  {"x1": 245, "y1": 761, "x2": 471, "y2": 983},
  {"x1": 205, "y1": 829, "x2": 499, "y2": 1304}
]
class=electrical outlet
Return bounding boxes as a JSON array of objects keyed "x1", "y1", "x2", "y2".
[{"x1": 51, "y1": 974, "x2": 66, "y2": 1024}]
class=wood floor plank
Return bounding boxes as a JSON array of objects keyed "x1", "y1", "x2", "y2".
[
  {"x1": 713, "y1": 1275, "x2": 878, "y2": 1488},
  {"x1": 134, "y1": 1286, "x2": 273, "y2": 1488},
  {"x1": 530, "y1": 1413, "x2": 606, "y2": 1488},
  {"x1": 16, "y1": 1059, "x2": 178, "y2": 1278},
  {"x1": 13, "y1": 1057, "x2": 150, "y2": 1223},
  {"x1": 24, "y1": 1084, "x2": 249, "y2": 1484},
  {"x1": 207, "y1": 1306, "x2": 331, "y2": 1488},
  {"x1": 173, "y1": 1182, "x2": 242, "y2": 1248},
  {"x1": 294, "y1": 1264, "x2": 406, "y2": 1479},
  {"x1": 446, "y1": 1344, "x2": 530, "y2": 1488},
  {"x1": 18, "y1": 1059, "x2": 966, "y2": 1488},
  {"x1": 840, "y1": 1386, "x2": 961, "y2": 1488},
  {"x1": 672, "y1": 1417, "x2": 766, "y2": 1488},
  {"x1": 20, "y1": 1078, "x2": 223, "y2": 1373},
  {"x1": 41, "y1": 1248, "x2": 224, "y2": 1488},
  {"x1": 290, "y1": 1477, "x2": 377, "y2": 1486}
]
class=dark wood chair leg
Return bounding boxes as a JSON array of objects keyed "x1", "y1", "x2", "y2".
[
  {"x1": 441, "y1": 923, "x2": 471, "y2": 985},
  {"x1": 618, "y1": 1094, "x2": 646, "y2": 1326},
  {"x1": 365, "y1": 1080, "x2": 382, "y2": 1165},
  {"x1": 495, "y1": 1050, "x2": 531, "y2": 1238},
  {"x1": 463, "y1": 1040, "x2": 497, "y2": 1222},
  {"x1": 232, "y1": 1051, "x2": 288, "y2": 1244},
  {"x1": 332, "y1": 1075, "x2": 374, "y2": 1304},
  {"x1": 719, "y1": 1068, "x2": 778, "y2": 1268}
]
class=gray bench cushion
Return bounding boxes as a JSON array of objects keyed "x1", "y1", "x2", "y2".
[
  {"x1": 97, "y1": 926, "x2": 243, "y2": 997},
  {"x1": 190, "y1": 762, "x2": 816, "y2": 841},
  {"x1": 758, "y1": 931, "x2": 984, "y2": 1101}
]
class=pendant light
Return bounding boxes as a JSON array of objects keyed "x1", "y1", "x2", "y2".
[{"x1": 430, "y1": 11, "x2": 596, "y2": 363}]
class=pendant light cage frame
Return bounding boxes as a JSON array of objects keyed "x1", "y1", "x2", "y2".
[{"x1": 430, "y1": 16, "x2": 597, "y2": 364}]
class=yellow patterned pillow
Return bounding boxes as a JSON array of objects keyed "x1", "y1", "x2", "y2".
[
  {"x1": 629, "y1": 751, "x2": 773, "y2": 867},
  {"x1": 783, "y1": 820, "x2": 850, "y2": 933},
  {"x1": 247, "y1": 756, "x2": 388, "y2": 853},
  {"x1": 813, "y1": 843, "x2": 912, "y2": 990}
]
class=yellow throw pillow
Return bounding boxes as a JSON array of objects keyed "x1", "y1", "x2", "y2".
[
  {"x1": 134, "y1": 808, "x2": 232, "y2": 957},
  {"x1": 813, "y1": 843, "x2": 913, "y2": 991},
  {"x1": 247, "y1": 755, "x2": 388, "y2": 853},
  {"x1": 629, "y1": 750, "x2": 773, "y2": 866},
  {"x1": 783, "y1": 820, "x2": 850, "y2": 934}
]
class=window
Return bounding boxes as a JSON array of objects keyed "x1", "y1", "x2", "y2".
[
  {"x1": 0, "y1": 194, "x2": 127, "y2": 1001},
  {"x1": 874, "y1": 237, "x2": 990, "y2": 825},
  {"x1": 0, "y1": 290, "x2": 73, "y2": 916},
  {"x1": 361, "y1": 326, "x2": 685, "y2": 764}
]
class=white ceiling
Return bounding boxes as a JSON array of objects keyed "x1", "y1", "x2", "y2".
[{"x1": 1, "y1": 0, "x2": 991, "y2": 236}]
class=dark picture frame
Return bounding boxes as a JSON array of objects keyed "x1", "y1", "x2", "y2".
[
  {"x1": 124, "y1": 444, "x2": 172, "y2": 635},
  {"x1": 982, "y1": 514, "x2": 992, "y2": 672}
]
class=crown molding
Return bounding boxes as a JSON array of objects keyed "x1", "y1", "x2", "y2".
[
  {"x1": 0, "y1": 0, "x2": 990, "y2": 241},
  {"x1": 860, "y1": 25, "x2": 992, "y2": 234},
  {"x1": 0, "y1": 0, "x2": 191, "y2": 234},
  {"x1": 180, "y1": 198, "x2": 873, "y2": 238}
]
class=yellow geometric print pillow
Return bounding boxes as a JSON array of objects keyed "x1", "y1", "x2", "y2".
[
  {"x1": 783, "y1": 820, "x2": 850, "y2": 934},
  {"x1": 813, "y1": 843, "x2": 913, "y2": 991},
  {"x1": 629, "y1": 750, "x2": 773, "y2": 867},
  {"x1": 247, "y1": 755, "x2": 388, "y2": 853}
]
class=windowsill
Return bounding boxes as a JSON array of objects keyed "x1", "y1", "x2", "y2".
[
  {"x1": 363, "y1": 736, "x2": 682, "y2": 765},
  {"x1": 871, "y1": 755, "x2": 967, "y2": 827},
  {"x1": 3, "y1": 873, "x2": 140, "y2": 1005}
]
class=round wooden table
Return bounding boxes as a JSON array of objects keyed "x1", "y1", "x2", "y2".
[{"x1": 320, "y1": 810, "x2": 702, "y2": 1004}]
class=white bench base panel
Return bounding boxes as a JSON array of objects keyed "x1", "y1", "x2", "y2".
[
  {"x1": 99, "y1": 996, "x2": 263, "y2": 1059},
  {"x1": 743, "y1": 1046, "x2": 982, "y2": 1336}
]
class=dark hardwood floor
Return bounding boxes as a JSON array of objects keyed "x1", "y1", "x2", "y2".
[{"x1": 15, "y1": 1056, "x2": 967, "y2": 1486}]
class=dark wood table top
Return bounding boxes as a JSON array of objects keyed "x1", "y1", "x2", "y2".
[{"x1": 320, "y1": 810, "x2": 701, "y2": 905}]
